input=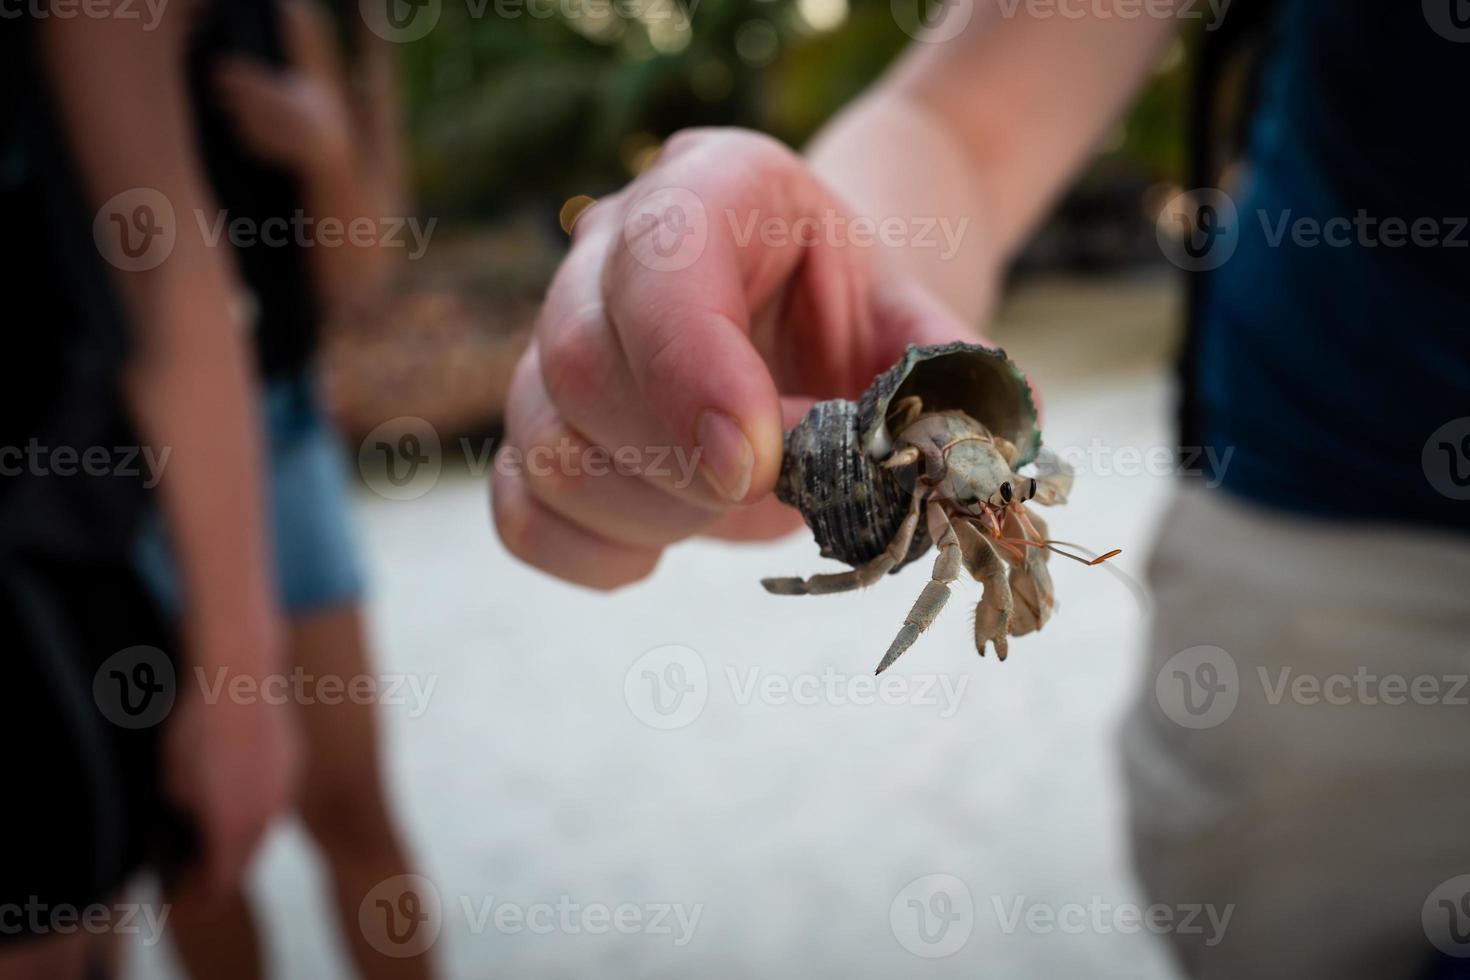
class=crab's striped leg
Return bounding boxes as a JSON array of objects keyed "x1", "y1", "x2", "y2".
[
  {"x1": 875, "y1": 500, "x2": 964, "y2": 674},
  {"x1": 762, "y1": 490, "x2": 925, "y2": 596}
]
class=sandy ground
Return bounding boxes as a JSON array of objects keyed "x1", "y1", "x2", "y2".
[{"x1": 128, "y1": 273, "x2": 1189, "y2": 980}]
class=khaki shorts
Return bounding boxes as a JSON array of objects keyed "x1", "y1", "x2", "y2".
[{"x1": 1122, "y1": 486, "x2": 1470, "y2": 980}]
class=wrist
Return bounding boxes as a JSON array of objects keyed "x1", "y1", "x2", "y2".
[
  {"x1": 182, "y1": 600, "x2": 284, "y2": 677},
  {"x1": 807, "y1": 91, "x2": 1001, "y2": 323}
]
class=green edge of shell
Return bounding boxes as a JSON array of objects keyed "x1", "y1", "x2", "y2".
[{"x1": 860, "y1": 341, "x2": 1042, "y2": 468}]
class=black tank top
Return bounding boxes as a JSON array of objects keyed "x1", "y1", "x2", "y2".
[
  {"x1": 186, "y1": 0, "x2": 320, "y2": 380},
  {"x1": 0, "y1": 24, "x2": 152, "y2": 559}
]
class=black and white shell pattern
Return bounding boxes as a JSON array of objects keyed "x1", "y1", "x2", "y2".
[{"x1": 774, "y1": 342, "x2": 1041, "y2": 571}]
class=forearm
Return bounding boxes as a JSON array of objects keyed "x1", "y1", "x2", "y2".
[
  {"x1": 299, "y1": 159, "x2": 395, "y2": 310},
  {"x1": 807, "y1": 1, "x2": 1180, "y2": 322},
  {"x1": 808, "y1": 91, "x2": 1000, "y2": 324},
  {"x1": 123, "y1": 279, "x2": 277, "y2": 672},
  {"x1": 41, "y1": 19, "x2": 280, "y2": 676}
]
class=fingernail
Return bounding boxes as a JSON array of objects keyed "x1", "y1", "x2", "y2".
[{"x1": 696, "y1": 410, "x2": 754, "y2": 503}]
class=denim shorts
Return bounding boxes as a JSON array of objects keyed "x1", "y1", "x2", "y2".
[{"x1": 136, "y1": 371, "x2": 365, "y2": 615}]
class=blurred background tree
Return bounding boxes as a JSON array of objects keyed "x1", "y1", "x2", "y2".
[
  {"x1": 395, "y1": 0, "x2": 1188, "y2": 225},
  {"x1": 326, "y1": 0, "x2": 1194, "y2": 442}
]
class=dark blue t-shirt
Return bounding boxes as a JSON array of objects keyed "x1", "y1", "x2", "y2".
[{"x1": 1196, "y1": 0, "x2": 1470, "y2": 530}]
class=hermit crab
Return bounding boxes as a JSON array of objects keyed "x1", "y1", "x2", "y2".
[{"x1": 762, "y1": 342, "x2": 1117, "y2": 674}]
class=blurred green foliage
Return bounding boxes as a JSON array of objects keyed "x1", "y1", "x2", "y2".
[{"x1": 394, "y1": 0, "x2": 1188, "y2": 223}]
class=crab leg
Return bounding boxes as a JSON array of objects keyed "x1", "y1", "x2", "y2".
[
  {"x1": 1027, "y1": 448, "x2": 1073, "y2": 506},
  {"x1": 957, "y1": 519, "x2": 1014, "y2": 659},
  {"x1": 874, "y1": 500, "x2": 963, "y2": 674},
  {"x1": 1002, "y1": 507, "x2": 1053, "y2": 636},
  {"x1": 761, "y1": 491, "x2": 925, "y2": 596}
]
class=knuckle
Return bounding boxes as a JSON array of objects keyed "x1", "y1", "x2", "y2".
[
  {"x1": 639, "y1": 325, "x2": 696, "y2": 399},
  {"x1": 491, "y1": 475, "x2": 538, "y2": 562},
  {"x1": 521, "y1": 427, "x2": 582, "y2": 503},
  {"x1": 538, "y1": 306, "x2": 605, "y2": 406},
  {"x1": 587, "y1": 552, "x2": 661, "y2": 592},
  {"x1": 706, "y1": 129, "x2": 799, "y2": 182}
]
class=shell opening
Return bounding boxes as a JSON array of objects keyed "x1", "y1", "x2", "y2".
[{"x1": 864, "y1": 347, "x2": 1039, "y2": 466}]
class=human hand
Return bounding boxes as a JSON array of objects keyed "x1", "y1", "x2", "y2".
[
  {"x1": 163, "y1": 626, "x2": 300, "y2": 900},
  {"x1": 212, "y1": 1, "x2": 354, "y2": 179},
  {"x1": 492, "y1": 128, "x2": 977, "y2": 589}
]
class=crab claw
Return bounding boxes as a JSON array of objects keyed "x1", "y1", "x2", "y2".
[
  {"x1": 973, "y1": 565, "x2": 1013, "y2": 661},
  {"x1": 1007, "y1": 556, "x2": 1054, "y2": 636}
]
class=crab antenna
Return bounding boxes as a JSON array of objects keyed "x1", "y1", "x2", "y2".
[
  {"x1": 1042, "y1": 539, "x2": 1122, "y2": 566},
  {"x1": 991, "y1": 535, "x2": 1121, "y2": 568}
]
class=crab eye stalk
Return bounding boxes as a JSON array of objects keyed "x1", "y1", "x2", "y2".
[
  {"x1": 1028, "y1": 477, "x2": 1037, "y2": 501},
  {"x1": 1000, "y1": 481, "x2": 1013, "y2": 504}
]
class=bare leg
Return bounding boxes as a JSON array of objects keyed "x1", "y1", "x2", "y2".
[
  {"x1": 0, "y1": 930, "x2": 89, "y2": 980},
  {"x1": 762, "y1": 491, "x2": 924, "y2": 596},
  {"x1": 292, "y1": 606, "x2": 435, "y2": 980},
  {"x1": 957, "y1": 519, "x2": 1013, "y2": 659},
  {"x1": 874, "y1": 501, "x2": 963, "y2": 674},
  {"x1": 168, "y1": 606, "x2": 434, "y2": 980},
  {"x1": 169, "y1": 888, "x2": 264, "y2": 980}
]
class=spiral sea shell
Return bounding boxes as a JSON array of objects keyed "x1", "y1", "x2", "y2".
[{"x1": 775, "y1": 342, "x2": 1040, "y2": 571}]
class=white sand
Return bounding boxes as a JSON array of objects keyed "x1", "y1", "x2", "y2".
[{"x1": 129, "y1": 277, "x2": 1187, "y2": 979}]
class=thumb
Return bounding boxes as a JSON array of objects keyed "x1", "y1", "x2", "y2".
[{"x1": 868, "y1": 276, "x2": 987, "y2": 368}]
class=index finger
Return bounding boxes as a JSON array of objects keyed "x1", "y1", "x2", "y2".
[{"x1": 602, "y1": 132, "x2": 828, "y2": 505}]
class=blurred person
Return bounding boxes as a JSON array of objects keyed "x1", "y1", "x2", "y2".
[
  {"x1": 126, "y1": 2, "x2": 437, "y2": 979},
  {"x1": 491, "y1": 2, "x2": 1470, "y2": 979},
  {"x1": 1, "y1": 8, "x2": 297, "y2": 980}
]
